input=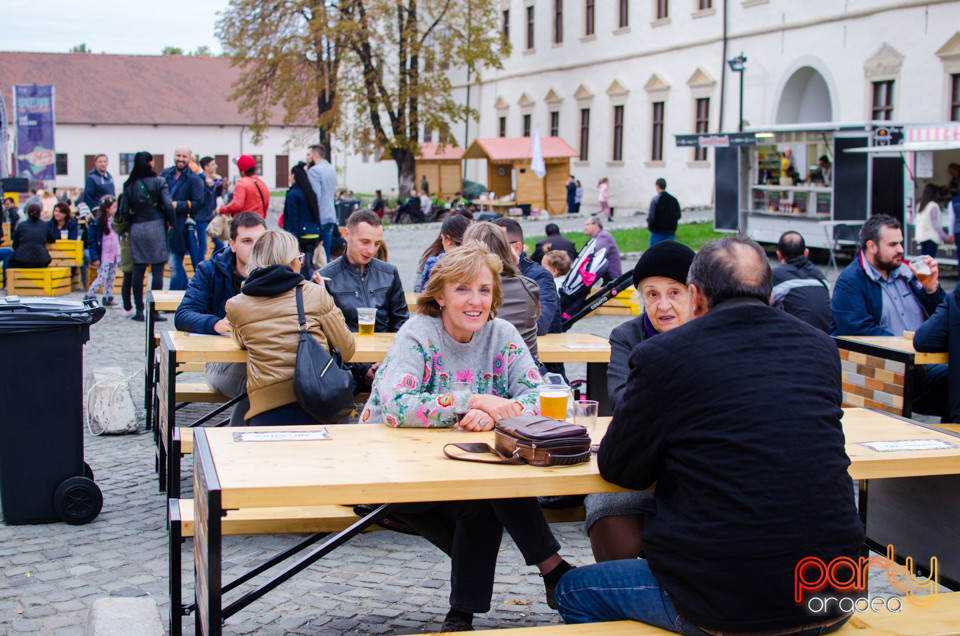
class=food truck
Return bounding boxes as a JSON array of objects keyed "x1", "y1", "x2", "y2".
[{"x1": 703, "y1": 122, "x2": 958, "y2": 263}]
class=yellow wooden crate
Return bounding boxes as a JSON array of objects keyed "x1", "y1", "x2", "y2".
[
  {"x1": 7, "y1": 267, "x2": 72, "y2": 296},
  {"x1": 46, "y1": 240, "x2": 84, "y2": 266},
  {"x1": 0, "y1": 222, "x2": 10, "y2": 248}
]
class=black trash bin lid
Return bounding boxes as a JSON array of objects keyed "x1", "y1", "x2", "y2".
[{"x1": 0, "y1": 297, "x2": 106, "y2": 334}]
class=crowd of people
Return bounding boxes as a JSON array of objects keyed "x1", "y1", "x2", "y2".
[{"x1": 4, "y1": 148, "x2": 957, "y2": 634}]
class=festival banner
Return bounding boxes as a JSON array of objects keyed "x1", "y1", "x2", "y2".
[
  {"x1": 0, "y1": 92, "x2": 9, "y2": 178},
  {"x1": 13, "y1": 84, "x2": 56, "y2": 181}
]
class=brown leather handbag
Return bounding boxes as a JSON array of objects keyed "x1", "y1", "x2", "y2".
[{"x1": 443, "y1": 415, "x2": 592, "y2": 467}]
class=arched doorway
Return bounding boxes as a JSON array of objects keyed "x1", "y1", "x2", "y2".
[{"x1": 775, "y1": 67, "x2": 832, "y2": 124}]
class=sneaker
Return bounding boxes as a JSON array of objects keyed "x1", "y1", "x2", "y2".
[
  {"x1": 132, "y1": 312, "x2": 145, "y2": 322},
  {"x1": 122, "y1": 308, "x2": 135, "y2": 317},
  {"x1": 440, "y1": 616, "x2": 474, "y2": 632},
  {"x1": 153, "y1": 312, "x2": 168, "y2": 322},
  {"x1": 102, "y1": 297, "x2": 116, "y2": 307},
  {"x1": 543, "y1": 562, "x2": 575, "y2": 610}
]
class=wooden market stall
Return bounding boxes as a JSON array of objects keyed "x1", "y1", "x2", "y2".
[
  {"x1": 381, "y1": 142, "x2": 464, "y2": 199},
  {"x1": 463, "y1": 137, "x2": 578, "y2": 215}
]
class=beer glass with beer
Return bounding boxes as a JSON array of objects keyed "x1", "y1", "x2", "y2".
[
  {"x1": 357, "y1": 307, "x2": 376, "y2": 335},
  {"x1": 909, "y1": 256, "x2": 934, "y2": 287},
  {"x1": 538, "y1": 384, "x2": 571, "y2": 420}
]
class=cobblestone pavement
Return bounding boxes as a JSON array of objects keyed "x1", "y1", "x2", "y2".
[{"x1": 0, "y1": 217, "x2": 949, "y2": 635}]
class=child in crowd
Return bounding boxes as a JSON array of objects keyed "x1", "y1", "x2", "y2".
[
  {"x1": 542, "y1": 250, "x2": 572, "y2": 290},
  {"x1": 84, "y1": 195, "x2": 121, "y2": 306}
]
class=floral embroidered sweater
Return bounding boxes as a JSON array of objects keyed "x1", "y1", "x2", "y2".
[{"x1": 360, "y1": 314, "x2": 543, "y2": 427}]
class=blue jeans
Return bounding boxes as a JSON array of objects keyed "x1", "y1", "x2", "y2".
[
  {"x1": 920, "y1": 240, "x2": 939, "y2": 259},
  {"x1": 168, "y1": 252, "x2": 188, "y2": 290},
  {"x1": 0, "y1": 247, "x2": 12, "y2": 286},
  {"x1": 320, "y1": 222, "x2": 337, "y2": 262},
  {"x1": 248, "y1": 402, "x2": 318, "y2": 426},
  {"x1": 81, "y1": 248, "x2": 90, "y2": 287},
  {"x1": 556, "y1": 559, "x2": 708, "y2": 634},
  {"x1": 649, "y1": 232, "x2": 675, "y2": 246},
  {"x1": 189, "y1": 221, "x2": 210, "y2": 266}
]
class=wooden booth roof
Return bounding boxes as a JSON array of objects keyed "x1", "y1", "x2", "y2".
[
  {"x1": 380, "y1": 142, "x2": 465, "y2": 162},
  {"x1": 463, "y1": 137, "x2": 578, "y2": 162}
]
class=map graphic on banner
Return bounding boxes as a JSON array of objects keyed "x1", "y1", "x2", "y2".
[{"x1": 13, "y1": 84, "x2": 56, "y2": 181}]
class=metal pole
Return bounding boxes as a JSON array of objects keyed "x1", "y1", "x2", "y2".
[{"x1": 738, "y1": 70, "x2": 744, "y2": 133}]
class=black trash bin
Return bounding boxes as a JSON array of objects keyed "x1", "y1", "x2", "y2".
[{"x1": 0, "y1": 296, "x2": 106, "y2": 525}]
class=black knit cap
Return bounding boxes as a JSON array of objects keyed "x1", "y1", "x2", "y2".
[{"x1": 632, "y1": 240, "x2": 696, "y2": 288}]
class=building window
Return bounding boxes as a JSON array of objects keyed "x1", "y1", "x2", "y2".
[
  {"x1": 651, "y1": 102, "x2": 664, "y2": 161},
  {"x1": 439, "y1": 124, "x2": 450, "y2": 143},
  {"x1": 502, "y1": 9, "x2": 510, "y2": 44},
  {"x1": 656, "y1": 0, "x2": 668, "y2": 19},
  {"x1": 523, "y1": 114, "x2": 532, "y2": 138},
  {"x1": 119, "y1": 153, "x2": 136, "y2": 175},
  {"x1": 252, "y1": 155, "x2": 263, "y2": 175},
  {"x1": 585, "y1": 0, "x2": 595, "y2": 36},
  {"x1": 699, "y1": 0, "x2": 712, "y2": 8},
  {"x1": 526, "y1": 6, "x2": 535, "y2": 50},
  {"x1": 579, "y1": 108, "x2": 590, "y2": 161},
  {"x1": 55, "y1": 153, "x2": 68, "y2": 175},
  {"x1": 499, "y1": 116, "x2": 507, "y2": 138},
  {"x1": 619, "y1": 0, "x2": 629, "y2": 27},
  {"x1": 872, "y1": 80, "x2": 894, "y2": 120},
  {"x1": 694, "y1": 98, "x2": 710, "y2": 161},
  {"x1": 424, "y1": 126, "x2": 434, "y2": 143},
  {"x1": 554, "y1": 0, "x2": 563, "y2": 44},
  {"x1": 951, "y1": 74, "x2": 960, "y2": 122},
  {"x1": 612, "y1": 106, "x2": 624, "y2": 161},
  {"x1": 550, "y1": 111, "x2": 560, "y2": 137}
]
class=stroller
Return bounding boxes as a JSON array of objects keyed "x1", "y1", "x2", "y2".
[{"x1": 559, "y1": 237, "x2": 635, "y2": 332}]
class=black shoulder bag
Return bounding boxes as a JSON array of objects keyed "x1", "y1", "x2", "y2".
[{"x1": 292, "y1": 285, "x2": 355, "y2": 423}]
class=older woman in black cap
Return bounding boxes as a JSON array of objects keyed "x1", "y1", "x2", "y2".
[{"x1": 586, "y1": 239, "x2": 696, "y2": 562}]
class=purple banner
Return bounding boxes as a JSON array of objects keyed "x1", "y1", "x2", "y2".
[{"x1": 14, "y1": 84, "x2": 56, "y2": 181}]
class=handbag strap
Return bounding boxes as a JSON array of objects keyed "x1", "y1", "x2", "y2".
[
  {"x1": 443, "y1": 442, "x2": 524, "y2": 465},
  {"x1": 295, "y1": 284, "x2": 307, "y2": 331}
]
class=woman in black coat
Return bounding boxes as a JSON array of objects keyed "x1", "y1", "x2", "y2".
[
  {"x1": 122, "y1": 151, "x2": 175, "y2": 321},
  {"x1": 9, "y1": 202, "x2": 58, "y2": 269}
]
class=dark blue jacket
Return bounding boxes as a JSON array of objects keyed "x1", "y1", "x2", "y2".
[
  {"x1": 48, "y1": 218, "x2": 79, "y2": 240},
  {"x1": 830, "y1": 251, "x2": 944, "y2": 336},
  {"x1": 195, "y1": 177, "x2": 224, "y2": 224},
  {"x1": 519, "y1": 254, "x2": 561, "y2": 334},
  {"x1": 174, "y1": 247, "x2": 239, "y2": 334},
  {"x1": 161, "y1": 166, "x2": 204, "y2": 254},
  {"x1": 82, "y1": 169, "x2": 116, "y2": 211},
  {"x1": 914, "y1": 288, "x2": 960, "y2": 422},
  {"x1": 282, "y1": 184, "x2": 320, "y2": 238},
  {"x1": 86, "y1": 218, "x2": 107, "y2": 263}
]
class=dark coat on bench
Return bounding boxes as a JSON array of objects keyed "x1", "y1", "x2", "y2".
[
  {"x1": 599, "y1": 297, "x2": 864, "y2": 633},
  {"x1": 10, "y1": 218, "x2": 58, "y2": 268},
  {"x1": 914, "y1": 287, "x2": 960, "y2": 422}
]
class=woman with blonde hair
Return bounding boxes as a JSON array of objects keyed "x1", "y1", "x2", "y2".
[
  {"x1": 225, "y1": 229, "x2": 354, "y2": 425},
  {"x1": 462, "y1": 221, "x2": 541, "y2": 358},
  {"x1": 361, "y1": 242, "x2": 572, "y2": 631}
]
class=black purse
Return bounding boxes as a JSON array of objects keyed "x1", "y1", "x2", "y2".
[{"x1": 292, "y1": 285, "x2": 355, "y2": 422}]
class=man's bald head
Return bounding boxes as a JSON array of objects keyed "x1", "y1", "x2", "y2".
[
  {"x1": 687, "y1": 237, "x2": 772, "y2": 311},
  {"x1": 174, "y1": 146, "x2": 191, "y2": 172}
]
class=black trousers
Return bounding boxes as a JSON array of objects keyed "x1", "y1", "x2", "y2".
[{"x1": 132, "y1": 262, "x2": 164, "y2": 312}]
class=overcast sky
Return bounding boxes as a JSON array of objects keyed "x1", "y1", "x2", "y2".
[{"x1": 3, "y1": 0, "x2": 232, "y2": 56}]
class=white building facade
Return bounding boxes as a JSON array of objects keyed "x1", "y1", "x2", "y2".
[{"x1": 443, "y1": 0, "x2": 960, "y2": 213}]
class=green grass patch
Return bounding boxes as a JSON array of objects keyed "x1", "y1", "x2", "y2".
[{"x1": 524, "y1": 222, "x2": 728, "y2": 254}]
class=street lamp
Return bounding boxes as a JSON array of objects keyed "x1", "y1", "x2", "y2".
[{"x1": 727, "y1": 53, "x2": 747, "y2": 133}]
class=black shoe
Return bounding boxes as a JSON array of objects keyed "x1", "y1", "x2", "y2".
[
  {"x1": 132, "y1": 312, "x2": 145, "y2": 322},
  {"x1": 543, "y1": 562, "x2": 575, "y2": 610},
  {"x1": 440, "y1": 616, "x2": 474, "y2": 632},
  {"x1": 102, "y1": 297, "x2": 116, "y2": 307},
  {"x1": 153, "y1": 313, "x2": 168, "y2": 322}
]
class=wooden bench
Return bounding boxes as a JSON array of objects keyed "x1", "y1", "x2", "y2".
[
  {"x1": 6, "y1": 267, "x2": 72, "y2": 296},
  {"x1": 168, "y1": 497, "x2": 587, "y2": 636}
]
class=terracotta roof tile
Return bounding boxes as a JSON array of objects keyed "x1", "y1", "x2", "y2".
[
  {"x1": 463, "y1": 137, "x2": 578, "y2": 161},
  {"x1": 0, "y1": 52, "x2": 281, "y2": 126}
]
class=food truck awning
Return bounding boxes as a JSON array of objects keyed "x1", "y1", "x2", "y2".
[{"x1": 843, "y1": 140, "x2": 960, "y2": 153}]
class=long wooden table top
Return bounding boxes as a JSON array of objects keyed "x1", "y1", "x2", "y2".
[
  {"x1": 149, "y1": 290, "x2": 186, "y2": 312},
  {"x1": 196, "y1": 408, "x2": 960, "y2": 511},
  {"x1": 835, "y1": 335, "x2": 948, "y2": 365},
  {"x1": 161, "y1": 330, "x2": 609, "y2": 365}
]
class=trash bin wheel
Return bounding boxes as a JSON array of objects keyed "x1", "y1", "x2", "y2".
[
  {"x1": 53, "y1": 477, "x2": 102, "y2": 525},
  {"x1": 83, "y1": 462, "x2": 94, "y2": 481}
]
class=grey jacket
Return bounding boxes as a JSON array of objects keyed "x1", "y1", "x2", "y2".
[
  {"x1": 308, "y1": 160, "x2": 338, "y2": 225},
  {"x1": 497, "y1": 275, "x2": 541, "y2": 359}
]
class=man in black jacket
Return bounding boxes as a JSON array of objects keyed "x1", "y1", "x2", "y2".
[
  {"x1": 531, "y1": 223, "x2": 577, "y2": 263},
  {"x1": 320, "y1": 209, "x2": 409, "y2": 390},
  {"x1": 771, "y1": 231, "x2": 831, "y2": 332},
  {"x1": 646, "y1": 178, "x2": 681, "y2": 245},
  {"x1": 161, "y1": 146, "x2": 204, "y2": 290},
  {"x1": 555, "y1": 236, "x2": 863, "y2": 635}
]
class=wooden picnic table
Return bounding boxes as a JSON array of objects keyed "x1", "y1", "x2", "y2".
[
  {"x1": 472, "y1": 199, "x2": 517, "y2": 215},
  {"x1": 834, "y1": 335, "x2": 948, "y2": 418},
  {"x1": 189, "y1": 407, "x2": 960, "y2": 635}
]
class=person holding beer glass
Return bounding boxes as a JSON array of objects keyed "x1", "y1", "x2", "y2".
[
  {"x1": 359, "y1": 242, "x2": 573, "y2": 632},
  {"x1": 225, "y1": 229, "x2": 354, "y2": 425}
]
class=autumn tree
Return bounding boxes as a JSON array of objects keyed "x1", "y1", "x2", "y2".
[
  {"x1": 162, "y1": 46, "x2": 185, "y2": 55},
  {"x1": 216, "y1": 1, "x2": 344, "y2": 156},
  {"x1": 69, "y1": 43, "x2": 90, "y2": 54},
  {"x1": 337, "y1": 0, "x2": 504, "y2": 194}
]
